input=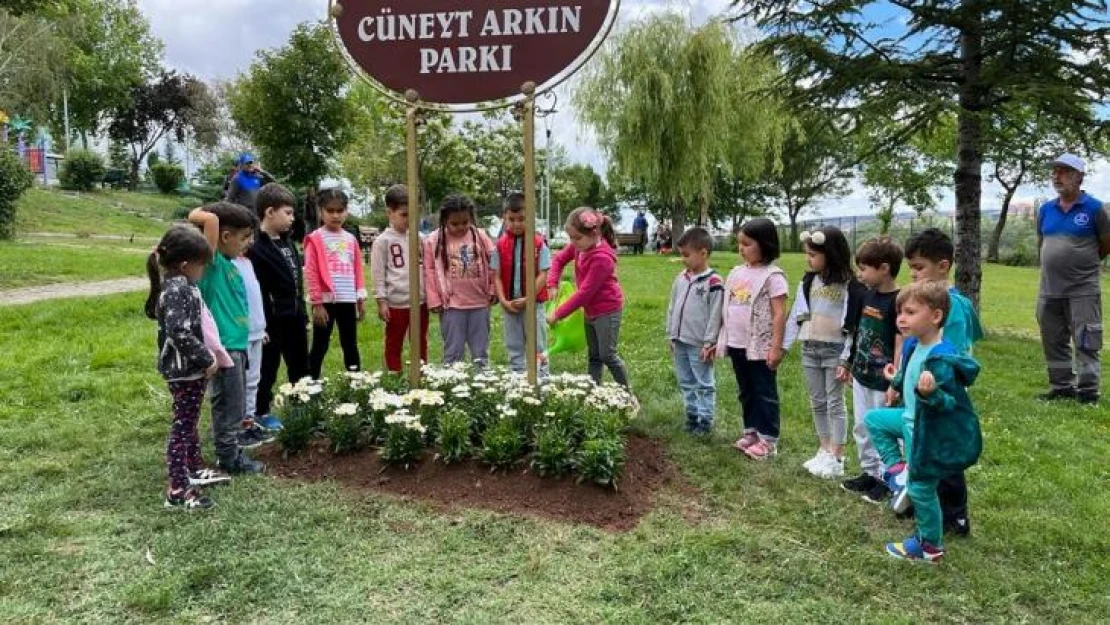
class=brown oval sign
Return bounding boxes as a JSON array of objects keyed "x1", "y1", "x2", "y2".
[{"x1": 332, "y1": 0, "x2": 617, "y2": 106}]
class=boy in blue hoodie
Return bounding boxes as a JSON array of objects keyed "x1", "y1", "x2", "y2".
[{"x1": 865, "y1": 281, "x2": 983, "y2": 563}]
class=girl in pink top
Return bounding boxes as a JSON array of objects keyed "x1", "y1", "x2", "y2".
[
  {"x1": 546, "y1": 207, "x2": 629, "y2": 387},
  {"x1": 423, "y1": 194, "x2": 495, "y2": 366},
  {"x1": 304, "y1": 189, "x2": 366, "y2": 378},
  {"x1": 716, "y1": 218, "x2": 789, "y2": 460}
]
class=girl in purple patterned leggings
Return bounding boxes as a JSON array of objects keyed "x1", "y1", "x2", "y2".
[{"x1": 145, "y1": 226, "x2": 231, "y2": 510}]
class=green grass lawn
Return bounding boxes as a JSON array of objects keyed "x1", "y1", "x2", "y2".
[
  {"x1": 14, "y1": 188, "x2": 188, "y2": 239},
  {"x1": 0, "y1": 238, "x2": 151, "y2": 289},
  {"x1": 1, "y1": 253, "x2": 1108, "y2": 623}
]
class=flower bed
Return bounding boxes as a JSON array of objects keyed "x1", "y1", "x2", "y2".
[{"x1": 272, "y1": 366, "x2": 639, "y2": 488}]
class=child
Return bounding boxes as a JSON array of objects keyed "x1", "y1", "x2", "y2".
[
  {"x1": 904, "y1": 228, "x2": 983, "y2": 536},
  {"x1": 545, "y1": 207, "x2": 629, "y2": 387},
  {"x1": 248, "y1": 182, "x2": 309, "y2": 428},
  {"x1": 305, "y1": 188, "x2": 367, "y2": 378},
  {"x1": 784, "y1": 226, "x2": 863, "y2": 479},
  {"x1": 188, "y1": 202, "x2": 265, "y2": 475},
  {"x1": 145, "y1": 226, "x2": 231, "y2": 510},
  {"x1": 865, "y1": 281, "x2": 983, "y2": 563},
  {"x1": 716, "y1": 218, "x2": 788, "y2": 460},
  {"x1": 666, "y1": 227, "x2": 724, "y2": 434},
  {"x1": 492, "y1": 192, "x2": 551, "y2": 377},
  {"x1": 371, "y1": 184, "x2": 428, "y2": 372},
  {"x1": 423, "y1": 194, "x2": 495, "y2": 367},
  {"x1": 839, "y1": 237, "x2": 904, "y2": 503},
  {"x1": 232, "y1": 243, "x2": 275, "y2": 448}
]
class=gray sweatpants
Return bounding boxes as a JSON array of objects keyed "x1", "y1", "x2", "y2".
[
  {"x1": 851, "y1": 379, "x2": 885, "y2": 478},
  {"x1": 441, "y1": 307, "x2": 491, "y2": 367},
  {"x1": 1037, "y1": 295, "x2": 1102, "y2": 395},
  {"x1": 801, "y1": 340, "x2": 847, "y2": 446},
  {"x1": 209, "y1": 349, "x2": 246, "y2": 466},
  {"x1": 503, "y1": 306, "x2": 550, "y2": 376},
  {"x1": 244, "y1": 337, "x2": 263, "y2": 419},
  {"x1": 585, "y1": 311, "x2": 629, "y2": 387}
]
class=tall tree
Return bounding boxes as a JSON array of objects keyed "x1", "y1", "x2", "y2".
[
  {"x1": 861, "y1": 115, "x2": 954, "y2": 234},
  {"x1": 575, "y1": 13, "x2": 786, "y2": 241},
  {"x1": 107, "y1": 71, "x2": 204, "y2": 189},
  {"x1": 0, "y1": 9, "x2": 66, "y2": 124},
  {"x1": 227, "y1": 22, "x2": 353, "y2": 192},
  {"x1": 735, "y1": 0, "x2": 1110, "y2": 305}
]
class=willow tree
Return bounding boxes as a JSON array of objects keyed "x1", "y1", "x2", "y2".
[{"x1": 574, "y1": 13, "x2": 786, "y2": 240}]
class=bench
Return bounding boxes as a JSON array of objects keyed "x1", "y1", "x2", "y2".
[
  {"x1": 102, "y1": 168, "x2": 127, "y2": 189},
  {"x1": 616, "y1": 232, "x2": 647, "y2": 254}
]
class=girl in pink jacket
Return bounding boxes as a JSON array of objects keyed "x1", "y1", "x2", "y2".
[
  {"x1": 546, "y1": 207, "x2": 629, "y2": 388},
  {"x1": 304, "y1": 188, "x2": 366, "y2": 378}
]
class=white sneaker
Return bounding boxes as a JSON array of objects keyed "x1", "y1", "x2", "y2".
[
  {"x1": 813, "y1": 454, "x2": 845, "y2": 479},
  {"x1": 802, "y1": 449, "x2": 829, "y2": 472}
]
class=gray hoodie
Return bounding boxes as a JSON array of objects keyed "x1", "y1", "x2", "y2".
[{"x1": 666, "y1": 268, "x2": 725, "y2": 347}]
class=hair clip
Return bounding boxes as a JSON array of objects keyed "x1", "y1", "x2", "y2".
[
  {"x1": 580, "y1": 211, "x2": 601, "y2": 228},
  {"x1": 800, "y1": 231, "x2": 826, "y2": 246}
]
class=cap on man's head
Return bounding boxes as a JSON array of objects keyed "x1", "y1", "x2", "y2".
[
  {"x1": 1051, "y1": 153, "x2": 1086, "y2": 174},
  {"x1": 239, "y1": 152, "x2": 255, "y2": 166}
]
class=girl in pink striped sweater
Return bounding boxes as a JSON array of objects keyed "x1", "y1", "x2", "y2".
[{"x1": 546, "y1": 207, "x2": 629, "y2": 387}]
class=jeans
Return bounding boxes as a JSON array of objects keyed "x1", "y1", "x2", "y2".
[
  {"x1": 866, "y1": 407, "x2": 943, "y2": 547},
  {"x1": 727, "y1": 347, "x2": 780, "y2": 441},
  {"x1": 503, "y1": 306, "x2": 550, "y2": 377},
  {"x1": 256, "y1": 314, "x2": 309, "y2": 417},
  {"x1": 309, "y1": 303, "x2": 361, "y2": 379},
  {"x1": 209, "y1": 350, "x2": 246, "y2": 467},
  {"x1": 440, "y1": 307, "x2": 491, "y2": 367},
  {"x1": 801, "y1": 340, "x2": 847, "y2": 445},
  {"x1": 851, "y1": 379, "x2": 886, "y2": 478},
  {"x1": 672, "y1": 340, "x2": 716, "y2": 429},
  {"x1": 585, "y1": 311, "x2": 629, "y2": 387},
  {"x1": 1037, "y1": 295, "x2": 1102, "y2": 395}
]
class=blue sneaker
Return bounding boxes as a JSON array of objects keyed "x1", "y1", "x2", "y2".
[
  {"x1": 258, "y1": 414, "x2": 284, "y2": 431},
  {"x1": 884, "y1": 464, "x2": 911, "y2": 514},
  {"x1": 885, "y1": 535, "x2": 944, "y2": 563}
]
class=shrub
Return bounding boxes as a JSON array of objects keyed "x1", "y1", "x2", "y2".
[
  {"x1": 277, "y1": 404, "x2": 320, "y2": 456},
  {"x1": 0, "y1": 147, "x2": 34, "y2": 239},
  {"x1": 575, "y1": 435, "x2": 626, "y2": 489},
  {"x1": 479, "y1": 415, "x2": 524, "y2": 471},
  {"x1": 273, "y1": 378, "x2": 327, "y2": 456},
  {"x1": 531, "y1": 424, "x2": 574, "y2": 477},
  {"x1": 436, "y1": 408, "x2": 472, "y2": 464},
  {"x1": 59, "y1": 149, "x2": 105, "y2": 191},
  {"x1": 150, "y1": 162, "x2": 185, "y2": 194},
  {"x1": 325, "y1": 403, "x2": 365, "y2": 454},
  {"x1": 380, "y1": 408, "x2": 425, "y2": 468}
]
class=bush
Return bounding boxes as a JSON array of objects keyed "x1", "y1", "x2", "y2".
[
  {"x1": 479, "y1": 416, "x2": 524, "y2": 471},
  {"x1": 150, "y1": 162, "x2": 185, "y2": 194},
  {"x1": 59, "y1": 149, "x2": 106, "y2": 191},
  {"x1": 325, "y1": 403, "x2": 365, "y2": 454},
  {"x1": 0, "y1": 147, "x2": 34, "y2": 239},
  {"x1": 575, "y1": 436, "x2": 626, "y2": 489},
  {"x1": 531, "y1": 424, "x2": 574, "y2": 477},
  {"x1": 380, "y1": 409, "x2": 426, "y2": 468},
  {"x1": 436, "y1": 408, "x2": 472, "y2": 464}
]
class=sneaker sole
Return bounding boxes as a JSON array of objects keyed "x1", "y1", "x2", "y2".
[
  {"x1": 238, "y1": 440, "x2": 264, "y2": 450},
  {"x1": 188, "y1": 476, "x2": 232, "y2": 487},
  {"x1": 884, "y1": 546, "x2": 940, "y2": 564},
  {"x1": 163, "y1": 500, "x2": 216, "y2": 511},
  {"x1": 862, "y1": 492, "x2": 890, "y2": 505}
]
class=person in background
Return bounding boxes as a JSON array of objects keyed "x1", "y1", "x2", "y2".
[
  {"x1": 225, "y1": 153, "x2": 274, "y2": 211},
  {"x1": 632, "y1": 210, "x2": 649, "y2": 254}
]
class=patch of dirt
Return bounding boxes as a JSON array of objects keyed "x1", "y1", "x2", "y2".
[
  {"x1": 258, "y1": 435, "x2": 688, "y2": 531},
  {"x1": 0, "y1": 277, "x2": 147, "y2": 306}
]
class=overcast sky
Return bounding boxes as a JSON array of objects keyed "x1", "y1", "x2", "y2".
[{"x1": 137, "y1": 0, "x2": 1099, "y2": 220}]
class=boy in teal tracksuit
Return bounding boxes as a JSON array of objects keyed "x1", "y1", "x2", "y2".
[{"x1": 865, "y1": 281, "x2": 983, "y2": 563}]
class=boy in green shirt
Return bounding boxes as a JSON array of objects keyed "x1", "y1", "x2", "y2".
[{"x1": 189, "y1": 203, "x2": 265, "y2": 475}]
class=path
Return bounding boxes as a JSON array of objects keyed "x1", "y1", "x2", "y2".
[{"x1": 0, "y1": 277, "x2": 147, "y2": 306}]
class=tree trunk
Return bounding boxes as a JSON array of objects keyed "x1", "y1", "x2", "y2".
[
  {"x1": 954, "y1": 23, "x2": 984, "y2": 308},
  {"x1": 789, "y1": 214, "x2": 799, "y2": 252},
  {"x1": 698, "y1": 194, "x2": 708, "y2": 227},
  {"x1": 987, "y1": 183, "x2": 1019, "y2": 263},
  {"x1": 671, "y1": 201, "x2": 686, "y2": 252}
]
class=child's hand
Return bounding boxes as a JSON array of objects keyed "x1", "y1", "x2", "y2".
[
  {"x1": 205, "y1": 361, "x2": 218, "y2": 377},
  {"x1": 546, "y1": 314, "x2": 557, "y2": 327},
  {"x1": 700, "y1": 345, "x2": 716, "y2": 361},
  {"x1": 917, "y1": 370, "x2": 936, "y2": 396},
  {"x1": 430, "y1": 306, "x2": 443, "y2": 315},
  {"x1": 767, "y1": 346, "x2": 784, "y2": 371},
  {"x1": 885, "y1": 387, "x2": 900, "y2": 406},
  {"x1": 377, "y1": 301, "x2": 390, "y2": 323},
  {"x1": 547, "y1": 286, "x2": 558, "y2": 301},
  {"x1": 511, "y1": 298, "x2": 527, "y2": 312},
  {"x1": 835, "y1": 365, "x2": 850, "y2": 383},
  {"x1": 312, "y1": 304, "x2": 329, "y2": 327},
  {"x1": 356, "y1": 300, "x2": 366, "y2": 321},
  {"x1": 883, "y1": 363, "x2": 898, "y2": 381}
]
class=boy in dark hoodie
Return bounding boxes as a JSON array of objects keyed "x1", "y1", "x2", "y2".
[
  {"x1": 247, "y1": 183, "x2": 309, "y2": 427},
  {"x1": 865, "y1": 281, "x2": 983, "y2": 563}
]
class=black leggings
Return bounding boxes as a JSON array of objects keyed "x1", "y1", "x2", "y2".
[
  {"x1": 309, "y1": 303, "x2": 361, "y2": 379},
  {"x1": 256, "y1": 314, "x2": 310, "y2": 416}
]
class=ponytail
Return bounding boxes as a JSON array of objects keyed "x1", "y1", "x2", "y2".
[
  {"x1": 144, "y1": 251, "x2": 162, "y2": 320},
  {"x1": 599, "y1": 216, "x2": 617, "y2": 249}
]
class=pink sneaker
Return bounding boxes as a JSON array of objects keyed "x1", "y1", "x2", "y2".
[
  {"x1": 743, "y1": 439, "x2": 777, "y2": 460},
  {"x1": 733, "y1": 431, "x2": 760, "y2": 452}
]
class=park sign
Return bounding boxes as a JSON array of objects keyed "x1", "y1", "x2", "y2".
[{"x1": 330, "y1": 0, "x2": 618, "y2": 107}]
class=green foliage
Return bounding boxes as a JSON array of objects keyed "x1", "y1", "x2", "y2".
[
  {"x1": 379, "y1": 414, "x2": 425, "y2": 469},
  {"x1": 530, "y1": 424, "x2": 574, "y2": 477},
  {"x1": 479, "y1": 416, "x2": 524, "y2": 471},
  {"x1": 227, "y1": 22, "x2": 353, "y2": 189},
  {"x1": 435, "y1": 408, "x2": 472, "y2": 464},
  {"x1": 574, "y1": 435, "x2": 626, "y2": 489},
  {"x1": 276, "y1": 404, "x2": 319, "y2": 456},
  {"x1": 58, "y1": 149, "x2": 105, "y2": 191},
  {"x1": 149, "y1": 162, "x2": 183, "y2": 194},
  {"x1": 325, "y1": 405, "x2": 365, "y2": 455},
  {"x1": 0, "y1": 146, "x2": 34, "y2": 239},
  {"x1": 0, "y1": 10, "x2": 66, "y2": 126}
]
